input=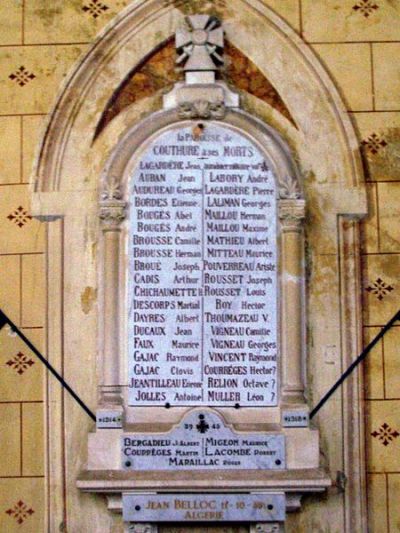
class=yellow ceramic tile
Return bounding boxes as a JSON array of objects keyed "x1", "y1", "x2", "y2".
[
  {"x1": 0, "y1": 327, "x2": 44, "y2": 402},
  {"x1": 21, "y1": 254, "x2": 44, "y2": 328},
  {"x1": 22, "y1": 403, "x2": 44, "y2": 476},
  {"x1": 0, "y1": 185, "x2": 44, "y2": 254},
  {"x1": 350, "y1": 112, "x2": 400, "y2": 182},
  {"x1": 0, "y1": 255, "x2": 21, "y2": 326},
  {"x1": 0, "y1": 404, "x2": 21, "y2": 476},
  {"x1": 311, "y1": 43, "x2": 372, "y2": 111},
  {"x1": 383, "y1": 327, "x2": 400, "y2": 400},
  {"x1": 302, "y1": 0, "x2": 400, "y2": 43},
  {"x1": 0, "y1": 0, "x2": 22, "y2": 45},
  {"x1": 264, "y1": 0, "x2": 300, "y2": 32},
  {"x1": 364, "y1": 327, "x2": 384, "y2": 400},
  {"x1": 388, "y1": 474, "x2": 400, "y2": 533},
  {"x1": 367, "y1": 474, "x2": 388, "y2": 533},
  {"x1": 0, "y1": 117, "x2": 21, "y2": 184},
  {"x1": 0, "y1": 45, "x2": 86, "y2": 115},
  {"x1": 367, "y1": 400, "x2": 400, "y2": 472},
  {"x1": 24, "y1": 0, "x2": 130, "y2": 44},
  {"x1": 374, "y1": 43, "x2": 400, "y2": 111},
  {"x1": 0, "y1": 478, "x2": 44, "y2": 533},
  {"x1": 378, "y1": 183, "x2": 400, "y2": 253},
  {"x1": 360, "y1": 183, "x2": 379, "y2": 254},
  {"x1": 22, "y1": 115, "x2": 46, "y2": 184},
  {"x1": 362, "y1": 254, "x2": 400, "y2": 326}
]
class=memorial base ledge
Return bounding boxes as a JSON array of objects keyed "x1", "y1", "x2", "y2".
[{"x1": 78, "y1": 468, "x2": 331, "y2": 492}]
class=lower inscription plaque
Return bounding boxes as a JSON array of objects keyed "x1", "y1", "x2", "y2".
[
  {"x1": 122, "y1": 410, "x2": 285, "y2": 471},
  {"x1": 122, "y1": 493, "x2": 286, "y2": 522}
]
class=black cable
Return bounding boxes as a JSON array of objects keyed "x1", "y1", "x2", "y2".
[
  {"x1": 310, "y1": 308, "x2": 400, "y2": 419},
  {"x1": 0, "y1": 311, "x2": 7, "y2": 330},
  {"x1": 0, "y1": 309, "x2": 96, "y2": 422},
  {"x1": 2, "y1": 305, "x2": 398, "y2": 424}
]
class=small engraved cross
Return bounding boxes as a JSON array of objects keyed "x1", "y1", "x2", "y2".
[{"x1": 196, "y1": 414, "x2": 209, "y2": 434}]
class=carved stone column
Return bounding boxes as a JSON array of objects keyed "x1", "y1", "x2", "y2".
[
  {"x1": 279, "y1": 198, "x2": 306, "y2": 405},
  {"x1": 99, "y1": 180, "x2": 127, "y2": 406}
]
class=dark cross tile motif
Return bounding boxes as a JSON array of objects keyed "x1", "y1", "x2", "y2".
[
  {"x1": 371, "y1": 423, "x2": 400, "y2": 446},
  {"x1": 5, "y1": 500, "x2": 35, "y2": 525},
  {"x1": 9, "y1": 66, "x2": 36, "y2": 87},
  {"x1": 361, "y1": 133, "x2": 387, "y2": 155},
  {"x1": 365, "y1": 278, "x2": 394, "y2": 301},
  {"x1": 7, "y1": 206, "x2": 32, "y2": 227},
  {"x1": 6, "y1": 352, "x2": 35, "y2": 375},
  {"x1": 352, "y1": 0, "x2": 379, "y2": 17},
  {"x1": 196, "y1": 414, "x2": 209, "y2": 434},
  {"x1": 82, "y1": 0, "x2": 109, "y2": 19}
]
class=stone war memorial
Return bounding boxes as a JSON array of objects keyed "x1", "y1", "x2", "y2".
[{"x1": 31, "y1": 3, "x2": 370, "y2": 532}]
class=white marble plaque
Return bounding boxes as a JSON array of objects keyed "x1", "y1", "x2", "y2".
[
  {"x1": 96, "y1": 409, "x2": 123, "y2": 429},
  {"x1": 281, "y1": 410, "x2": 309, "y2": 428},
  {"x1": 122, "y1": 410, "x2": 285, "y2": 471},
  {"x1": 128, "y1": 124, "x2": 278, "y2": 407},
  {"x1": 122, "y1": 492, "x2": 286, "y2": 522}
]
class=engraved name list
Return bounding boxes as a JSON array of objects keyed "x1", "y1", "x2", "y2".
[{"x1": 128, "y1": 124, "x2": 278, "y2": 407}]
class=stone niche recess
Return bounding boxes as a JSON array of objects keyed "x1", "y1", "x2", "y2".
[{"x1": 32, "y1": 3, "x2": 368, "y2": 533}]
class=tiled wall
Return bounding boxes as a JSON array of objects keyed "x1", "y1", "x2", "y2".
[
  {"x1": 303, "y1": 3, "x2": 400, "y2": 530},
  {"x1": 0, "y1": 2, "x2": 128, "y2": 530},
  {"x1": 0, "y1": 1, "x2": 399, "y2": 531},
  {"x1": 300, "y1": 3, "x2": 400, "y2": 529}
]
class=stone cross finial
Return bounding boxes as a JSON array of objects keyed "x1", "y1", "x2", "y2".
[{"x1": 176, "y1": 15, "x2": 224, "y2": 71}]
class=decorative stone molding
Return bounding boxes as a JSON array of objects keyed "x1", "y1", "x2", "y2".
[
  {"x1": 99, "y1": 178, "x2": 127, "y2": 229},
  {"x1": 99, "y1": 201, "x2": 126, "y2": 228},
  {"x1": 126, "y1": 524, "x2": 158, "y2": 533},
  {"x1": 102, "y1": 176, "x2": 123, "y2": 201},
  {"x1": 279, "y1": 174, "x2": 302, "y2": 199},
  {"x1": 178, "y1": 99, "x2": 226, "y2": 119},
  {"x1": 250, "y1": 523, "x2": 282, "y2": 533},
  {"x1": 285, "y1": 493, "x2": 302, "y2": 512},
  {"x1": 279, "y1": 199, "x2": 306, "y2": 230}
]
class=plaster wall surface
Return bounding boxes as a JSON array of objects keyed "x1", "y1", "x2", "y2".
[{"x1": 0, "y1": 1, "x2": 399, "y2": 532}]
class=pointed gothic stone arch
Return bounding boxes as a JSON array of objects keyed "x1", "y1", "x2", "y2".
[
  {"x1": 93, "y1": 38, "x2": 296, "y2": 138},
  {"x1": 33, "y1": 0, "x2": 364, "y2": 195},
  {"x1": 32, "y1": 2, "x2": 368, "y2": 532}
]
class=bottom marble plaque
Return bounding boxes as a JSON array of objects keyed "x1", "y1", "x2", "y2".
[
  {"x1": 122, "y1": 409, "x2": 285, "y2": 471},
  {"x1": 123, "y1": 493, "x2": 285, "y2": 522}
]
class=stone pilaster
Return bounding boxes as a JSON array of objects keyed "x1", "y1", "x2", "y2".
[
  {"x1": 279, "y1": 198, "x2": 306, "y2": 405},
  {"x1": 99, "y1": 179, "x2": 127, "y2": 406}
]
